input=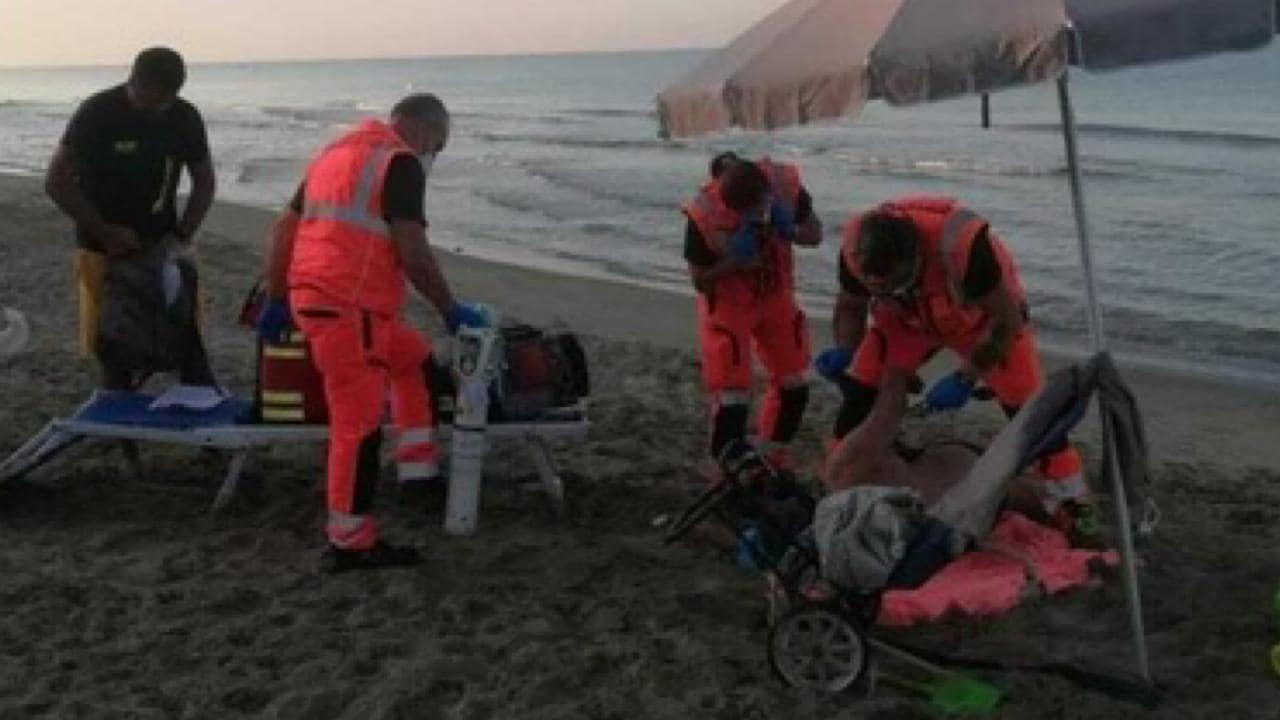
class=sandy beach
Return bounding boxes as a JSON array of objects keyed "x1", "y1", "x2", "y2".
[{"x1": 2, "y1": 171, "x2": 1279, "y2": 718}]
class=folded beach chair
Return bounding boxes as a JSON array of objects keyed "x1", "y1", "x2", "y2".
[{"x1": 664, "y1": 351, "x2": 1155, "y2": 701}]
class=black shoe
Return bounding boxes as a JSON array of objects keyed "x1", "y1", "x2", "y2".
[{"x1": 321, "y1": 540, "x2": 422, "y2": 573}]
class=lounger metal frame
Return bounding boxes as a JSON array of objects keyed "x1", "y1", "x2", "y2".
[{"x1": 1, "y1": 396, "x2": 589, "y2": 516}]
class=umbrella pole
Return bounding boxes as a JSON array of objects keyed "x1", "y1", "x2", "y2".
[{"x1": 1056, "y1": 72, "x2": 1151, "y2": 684}]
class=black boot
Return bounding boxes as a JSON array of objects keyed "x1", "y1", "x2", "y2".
[{"x1": 321, "y1": 540, "x2": 422, "y2": 573}]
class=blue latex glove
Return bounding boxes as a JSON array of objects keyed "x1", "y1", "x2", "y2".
[
  {"x1": 735, "y1": 523, "x2": 765, "y2": 571},
  {"x1": 924, "y1": 371, "x2": 975, "y2": 412},
  {"x1": 257, "y1": 298, "x2": 291, "y2": 345},
  {"x1": 768, "y1": 196, "x2": 796, "y2": 239},
  {"x1": 728, "y1": 223, "x2": 760, "y2": 262},
  {"x1": 813, "y1": 346, "x2": 853, "y2": 381},
  {"x1": 444, "y1": 302, "x2": 490, "y2": 334}
]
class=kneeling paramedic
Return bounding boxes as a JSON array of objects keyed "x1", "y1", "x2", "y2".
[
  {"x1": 682, "y1": 153, "x2": 822, "y2": 471},
  {"x1": 814, "y1": 197, "x2": 1096, "y2": 542},
  {"x1": 259, "y1": 93, "x2": 488, "y2": 571}
]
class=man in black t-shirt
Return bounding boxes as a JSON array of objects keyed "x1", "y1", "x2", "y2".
[{"x1": 46, "y1": 47, "x2": 217, "y2": 389}]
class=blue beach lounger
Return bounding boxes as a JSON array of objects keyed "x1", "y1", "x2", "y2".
[{"x1": 0, "y1": 389, "x2": 589, "y2": 515}]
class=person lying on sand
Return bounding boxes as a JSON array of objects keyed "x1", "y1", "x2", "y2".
[{"x1": 804, "y1": 366, "x2": 1057, "y2": 595}]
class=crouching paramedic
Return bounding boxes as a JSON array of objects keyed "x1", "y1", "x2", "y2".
[
  {"x1": 259, "y1": 93, "x2": 488, "y2": 571},
  {"x1": 682, "y1": 153, "x2": 822, "y2": 470},
  {"x1": 813, "y1": 196, "x2": 1096, "y2": 542}
]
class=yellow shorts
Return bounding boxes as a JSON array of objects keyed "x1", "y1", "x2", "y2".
[{"x1": 74, "y1": 249, "x2": 106, "y2": 359}]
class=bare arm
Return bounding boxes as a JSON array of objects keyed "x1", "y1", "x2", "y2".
[
  {"x1": 391, "y1": 220, "x2": 456, "y2": 316},
  {"x1": 46, "y1": 144, "x2": 141, "y2": 256},
  {"x1": 263, "y1": 208, "x2": 299, "y2": 300},
  {"x1": 832, "y1": 289, "x2": 869, "y2": 351},
  {"x1": 178, "y1": 158, "x2": 216, "y2": 238},
  {"x1": 45, "y1": 144, "x2": 108, "y2": 239},
  {"x1": 823, "y1": 367, "x2": 908, "y2": 491},
  {"x1": 965, "y1": 281, "x2": 1023, "y2": 380}
]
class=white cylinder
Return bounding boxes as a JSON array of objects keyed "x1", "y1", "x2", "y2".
[
  {"x1": 444, "y1": 324, "x2": 499, "y2": 535},
  {"x1": 444, "y1": 425, "x2": 486, "y2": 535}
]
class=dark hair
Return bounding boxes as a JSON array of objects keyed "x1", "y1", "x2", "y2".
[
  {"x1": 708, "y1": 151, "x2": 739, "y2": 179},
  {"x1": 718, "y1": 160, "x2": 769, "y2": 212},
  {"x1": 391, "y1": 93, "x2": 449, "y2": 132},
  {"x1": 129, "y1": 47, "x2": 186, "y2": 94},
  {"x1": 857, "y1": 211, "x2": 919, "y2": 278}
]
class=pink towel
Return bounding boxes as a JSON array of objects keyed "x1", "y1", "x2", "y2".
[{"x1": 878, "y1": 512, "x2": 1119, "y2": 627}]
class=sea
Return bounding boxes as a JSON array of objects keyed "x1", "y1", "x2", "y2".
[{"x1": 2, "y1": 47, "x2": 1278, "y2": 386}]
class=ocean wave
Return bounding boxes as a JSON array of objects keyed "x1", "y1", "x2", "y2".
[
  {"x1": 1006, "y1": 122, "x2": 1280, "y2": 149},
  {"x1": 258, "y1": 105, "x2": 362, "y2": 127},
  {"x1": 1027, "y1": 295, "x2": 1280, "y2": 368},
  {"x1": 521, "y1": 164, "x2": 674, "y2": 212},
  {"x1": 0, "y1": 163, "x2": 42, "y2": 177},
  {"x1": 568, "y1": 108, "x2": 655, "y2": 119},
  {"x1": 833, "y1": 154, "x2": 1065, "y2": 179},
  {"x1": 830, "y1": 153, "x2": 1156, "y2": 182},
  {"x1": 471, "y1": 188, "x2": 564, "y2": 222},
  {"x1": 234, "y1": 157, "x2": 306, "y2": 185},
  {"x1": 475, "y1": 131, "x2": 676, "y2": 152}
]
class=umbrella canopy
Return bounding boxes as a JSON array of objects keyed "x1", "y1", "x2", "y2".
[{"x1": 657, "y1": 0, "x2": 1278, "y2": 138}]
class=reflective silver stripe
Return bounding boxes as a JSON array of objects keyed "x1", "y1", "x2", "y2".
[
  {"x1": 717, "y1": 390, "x2": 751, "y2": 406},
  {"x1": 302, "y1": 205, "x2": 391, "y2": 235},
  {"x1": 398, "y1": 427, "x2": 436, "y2": 447},
  {"x1": 1041, "y1": 472, "x2": 1088, "y2": 500},
  {"x1": 940, "y1": 207, "x2": 985, "y2": 260},
  {"x1": 327, "y1": 510, "x2": 366, "y2": 530},
  {"x1": 302, "y1": 145, "x2": 400, "y2": 238}
]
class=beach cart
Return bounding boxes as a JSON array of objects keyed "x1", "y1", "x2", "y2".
[{"x1": 663, "y1": 353, "x2": 1154, "y2": 705}]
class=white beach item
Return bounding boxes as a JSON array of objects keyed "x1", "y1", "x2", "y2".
[
  {"x1": 148, "y1": 384, "x2": 229, "y2": 412},
  {"x1": 444, "y1": 318, "x2": 503, "y2": 536}
]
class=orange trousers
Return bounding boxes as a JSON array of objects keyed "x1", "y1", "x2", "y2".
[
  {"x1": 290, "y1": 288, "x2": 438, "y2": 549},
  {"x1": 697, "y1": 288, "x2": 810, "y2": 460},
  {"x1": 849, "y1": 310, "x2": 1084, "y2": 496}
]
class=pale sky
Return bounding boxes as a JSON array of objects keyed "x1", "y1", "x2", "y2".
[{"x1": 0, "y1": 0, "x2": 790, "y2": 67}]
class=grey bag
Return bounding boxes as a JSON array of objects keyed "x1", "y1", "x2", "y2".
[
  {"x1": 95, "y1": 245, "x2": 194, "y2": 377},
  {"x1": 812, "y1": 486, "x2": 927, "y2": 593}
]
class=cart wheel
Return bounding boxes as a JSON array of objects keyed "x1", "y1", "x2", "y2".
[{"x1": 767, "y1": 605, "x2": 868, "y2": 692}]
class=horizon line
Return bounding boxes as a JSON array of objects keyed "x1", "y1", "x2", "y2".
[{"x1": 0, "y1": 45, "x2": 713, "y2": 72}]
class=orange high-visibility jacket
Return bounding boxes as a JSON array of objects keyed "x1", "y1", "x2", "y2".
[
  {"x1": 682, "y1": 157, "x2": 803, "y2": 304},
  {"x1": 841, "y1": 196, "x2": 1027, "y2": 337},
  {"x1": 289, "y1": 119, "x2": 415, "y2": 316}
]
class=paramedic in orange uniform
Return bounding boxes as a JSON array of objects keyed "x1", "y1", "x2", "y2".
[
  {"x1": 813, "y1": 196, "x2": 1097, "y2": 542},
  {"x1": 682, "y1": 153, "x2": 822, "y2": 471},
  {"x1": 259, "y1": 93, "x2": 487, "y2": 571}
]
